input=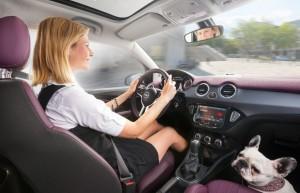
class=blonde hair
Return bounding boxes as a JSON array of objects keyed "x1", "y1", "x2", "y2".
[{"x1": 32, "y1": 17, "x2": 88, "y2": 86}]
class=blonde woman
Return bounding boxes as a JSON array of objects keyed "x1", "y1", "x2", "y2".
[{"x1": 32, "y1": 17, "x2": 187, "y2": 183}]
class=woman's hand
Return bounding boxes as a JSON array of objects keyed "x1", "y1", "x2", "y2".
[
  {"x1": 160, "y1": 75, "x2": 177, "y2": 102},
  {"x1": 126, "y1": 79, "x2": 139, "y2": 97}
]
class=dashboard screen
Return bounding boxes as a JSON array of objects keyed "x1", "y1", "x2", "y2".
[{"x1": 193, "y1": 105, "x2": 226, "y2": 128}]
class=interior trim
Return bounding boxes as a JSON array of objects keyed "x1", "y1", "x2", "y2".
[{"x1": 50, "y1": 0, "x2": 159, "y2": 20}]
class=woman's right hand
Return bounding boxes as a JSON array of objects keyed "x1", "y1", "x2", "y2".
[{"x1": 160, "y1": 75, "x2": 177, "y2": 102}]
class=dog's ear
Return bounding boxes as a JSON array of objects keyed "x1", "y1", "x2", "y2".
[
  {"x1": 273, "y1": 157, "x2": 297, "y2": 177},
  {"x1": 248, "y1": 135, "x2": 261, "y2": 149}
]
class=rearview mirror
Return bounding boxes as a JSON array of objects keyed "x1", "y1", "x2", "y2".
[{"x1": 184, "y1": 25, "x2": 223, "y2": 43}]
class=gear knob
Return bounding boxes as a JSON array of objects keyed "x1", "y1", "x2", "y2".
[{"x1": 190, "y1": 138, "x2": 201, "y2": 155}]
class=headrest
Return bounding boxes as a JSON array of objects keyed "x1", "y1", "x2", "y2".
[{"x1": 0, "y1": 16, "x2": 30, "y2": 69}]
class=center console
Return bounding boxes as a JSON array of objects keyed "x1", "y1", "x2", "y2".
[
  {"x1": 157, "y1": 134, "x2": 236, "y2": 193},
  {"x1": 189, "y1": 104, "x2": 242, "y2": 130},
  {"x1": 188, "y1": 104, "x2": 243, "y2": 151},
  {"x1": 157, "y1": 105, "x2": 243, "y2": 193},
  {"x1": 176, "y1": 133, "x2": 236, "y2": 184},
  {"x1": 192, "y1": 105, "x2": 227, "y2": 129}
]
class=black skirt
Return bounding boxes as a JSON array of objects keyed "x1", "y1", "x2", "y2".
[
  {"x1": 70, "y1": 126, "x2": 159, "y2": 183},
  {"x1": 105, "y1": 137, "x2": 159, "y2": 183}
]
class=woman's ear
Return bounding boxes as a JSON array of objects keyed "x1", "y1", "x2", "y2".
[{"x1": 68, "y1": 43, "x2": 77, "y2": 58}]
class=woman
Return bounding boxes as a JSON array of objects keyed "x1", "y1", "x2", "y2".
[{"x1": 32, "y1": 17, "x2": 187, "y2": 183}]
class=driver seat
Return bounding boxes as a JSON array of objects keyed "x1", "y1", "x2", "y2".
[{"x1": 0, "y1": 16, "x2": 174, "y2": 193}]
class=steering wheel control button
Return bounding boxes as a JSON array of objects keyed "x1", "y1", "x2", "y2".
[{"x1": 230, "y1": 111, "x2": 240, "y2": 122}]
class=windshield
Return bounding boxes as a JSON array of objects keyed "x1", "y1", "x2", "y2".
[{"x1": 138, "y1": 0, "x2": 300, "y2": 78}]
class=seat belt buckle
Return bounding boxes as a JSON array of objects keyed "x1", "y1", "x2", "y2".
[{"x1": 120, "y1": 173, "x2": 136, "y2": 193}]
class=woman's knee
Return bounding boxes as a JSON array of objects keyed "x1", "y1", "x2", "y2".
[
  {"x1": 161, "y1": 126, "x2": 180, "y2": 139},
  {"x1": 160, "y1": 127, "x2": 187, "y2": 151}
]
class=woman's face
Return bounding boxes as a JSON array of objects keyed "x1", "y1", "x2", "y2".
[{"x1": 69, "y1": 33, "x2": 93, "y2": 71}]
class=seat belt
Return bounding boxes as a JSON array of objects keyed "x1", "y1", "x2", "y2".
[
  {"x1": 38, "y1": 84, "x2": 65, "y2": 110},
  {"x1": 110, "y1": 137, "x2": 136, "y2": 193},
  {"x1": 38, "y1": 84, "x2": 136, "y2": 193}
]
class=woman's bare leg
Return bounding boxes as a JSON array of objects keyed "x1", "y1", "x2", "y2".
[
  {"x1": 146, "y1": 127, "x2": 187, "y2": 161},
  {"x1": 137, "y1": 120, "x2": 164, "y2": 140}
]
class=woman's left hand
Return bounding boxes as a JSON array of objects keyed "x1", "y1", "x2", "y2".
[{"x1": 126, "y1": 79, "x2": 139, "y2": 97}]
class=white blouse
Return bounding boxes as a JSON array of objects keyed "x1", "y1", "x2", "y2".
[{"x1": 44, "y1": 84, "x2": 127, "y2": 136}]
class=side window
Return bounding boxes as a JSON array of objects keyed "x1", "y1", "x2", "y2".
[{"x1": 74, "y1": 42, "x2": 145, "y2": 89}]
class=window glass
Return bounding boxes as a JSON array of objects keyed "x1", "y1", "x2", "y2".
[
  {"x1": 138, "y1": 0, "x2": 300, "y2": 78},
  {"x1": 74, "y1": 42, "x2": 145, "y2": 89},
  {"x1": 26, "y1": 30, "x2": 145, "y2": 90}
]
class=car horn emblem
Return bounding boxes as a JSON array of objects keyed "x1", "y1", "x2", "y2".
[{"x1": 143, "y1": 91, "x2": 150, "y2": 98}]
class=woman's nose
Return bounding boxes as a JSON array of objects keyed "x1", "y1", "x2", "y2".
[{"x1": 89, "y1": 49, "x2": 94, "y2": 57}]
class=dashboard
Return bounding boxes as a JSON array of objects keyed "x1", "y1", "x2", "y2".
[
  {"x1": 169, "y1": 69, "x2": 194, "y2": 91},
  {"x1": 166, "y1": 69, "x2": 300, "y2": 134},
  {"x1": 161, "y1": 69, "x2": 300, "y2": 153}
]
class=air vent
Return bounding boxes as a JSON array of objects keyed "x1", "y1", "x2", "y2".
[
  {"x1": 183, "y1": 78, "x2": 193, "y2": 90},
  {"x1": 196, "y1": 83, "x2": 209, "y2": 96},
  {"x1": 220, "y1": 84, "x2": 236, "y2": 98}
]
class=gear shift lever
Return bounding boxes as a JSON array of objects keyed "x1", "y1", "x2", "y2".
[
  {"x1": 190, "y1": 138, "x2": 201, "y2": 156},
  {"x1": 180, "y1": 134, "x2": 202, "y2": 180}
]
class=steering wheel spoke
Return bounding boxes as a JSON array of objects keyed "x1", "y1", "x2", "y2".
[
  {"x1": 139, "y1": 105, "x2": 146, "y2": 117},
  {"x1": 156, "y1": 88, "x2": 162, "y2": 92}
]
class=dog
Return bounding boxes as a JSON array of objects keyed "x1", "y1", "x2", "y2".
[{"x1": 232, "y1": 135, "x2": 297, "y2": 193}]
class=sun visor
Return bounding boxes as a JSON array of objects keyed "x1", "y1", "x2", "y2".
[{"x1": 118, "y1": 13, "x2": 170, "y2": 41}]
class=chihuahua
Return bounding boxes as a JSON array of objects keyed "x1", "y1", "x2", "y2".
[{"x1": 232, "y1": 135, "x2": 297, "y2": 193}]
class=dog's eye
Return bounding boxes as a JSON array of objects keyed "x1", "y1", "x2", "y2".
[
  {"x1": 251, "y1": 166, "x2": 260, "y2": 174},
  {"x1": 238, "y1": 153, "x2": 244, "y2": 157}
]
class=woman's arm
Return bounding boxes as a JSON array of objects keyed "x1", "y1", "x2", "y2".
[
  {"x1": 106, "y1": 79, "x2": 138, "y2": 110},
  {"x1": 106, "y1": 91, "x2": 131, "y2": 110},
  {"x1": 119, "y1": 77, "x2": 176, "y2": 138}
]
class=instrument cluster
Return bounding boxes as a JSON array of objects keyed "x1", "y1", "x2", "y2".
[{"x1": 168, "y1": 69, "x2": 194, "y2": 91}]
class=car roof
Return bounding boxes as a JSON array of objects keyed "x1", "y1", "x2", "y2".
[{"x1": 0, "y1": 0, "x2": 253, "y2": 42}]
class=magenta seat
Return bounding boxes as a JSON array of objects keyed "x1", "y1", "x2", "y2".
[
  {"x1": 184, "y1": 180, "x2": 260, "y2": 193},
  {"x1": 0, "y1": 15, "x2": 174, "y2": 193}
]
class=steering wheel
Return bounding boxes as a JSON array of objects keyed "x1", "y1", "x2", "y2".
[{"x1": 131, "y1": 68, "x2": 171, "y2": 118}]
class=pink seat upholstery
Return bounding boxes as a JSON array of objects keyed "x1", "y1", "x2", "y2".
[{"x1": 185, "y1": 180, "x2": 259, "y2": 193}]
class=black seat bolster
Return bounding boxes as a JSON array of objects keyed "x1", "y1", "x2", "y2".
[{"x1": 0, "y1": 156, "x2": 33, "y2": 193}]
